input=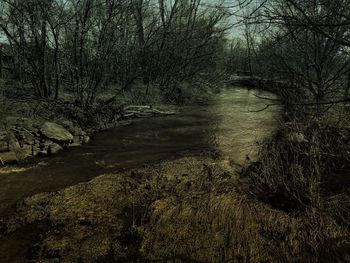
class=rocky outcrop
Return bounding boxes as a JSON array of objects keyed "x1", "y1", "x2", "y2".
[
  {"x1": 0, "y1": 151, "x2": 17, "y2": 165},
  {"x1": 0, "y1": 118, "x2": 90, "y2": 165},
  {"x1": 7, "y1": 132, "x2": 20, "y2": 153},
  {"x1": 0, "y1": 132, "x2": 22, "y2": 164},
  {"x1": 0, "y1": 104, "x2": 173, "y2": 165},
  {"x1": 48, "y1": 143, "x2": 63, "y2": 155},
  {"x1": 40, "y1": 122, "x2": 74, "y2": 144}
]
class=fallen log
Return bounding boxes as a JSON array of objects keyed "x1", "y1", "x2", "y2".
[
  {"x1": 124, "y1": 105, "x2": 152, "y2": 111},
  {"x1": 122, "y1": 113, "x2": 135, "y2": 118},
  {"x1": 123, "y1": 105, "x2": 176, "y2": 117},
  {"x1": 147, "y1": 108, "x2": 175, "y2": 115}
]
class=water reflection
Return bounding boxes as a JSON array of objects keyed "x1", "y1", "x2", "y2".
[{"x1": 210, "y1": 88, "x2": 280, "y2": 164}]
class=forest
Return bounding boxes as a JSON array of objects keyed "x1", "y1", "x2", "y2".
[{"x1": 0, "y1": 0, "x2": 349, "y2": 262}]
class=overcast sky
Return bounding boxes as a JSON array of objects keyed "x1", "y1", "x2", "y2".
[{"x1": 0, "y1": 0, "x2": 245, "y2": 44}]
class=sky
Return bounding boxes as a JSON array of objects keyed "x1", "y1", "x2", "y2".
[{"x1": 0, "y1": 0, "x2": 246, "y2": 44}]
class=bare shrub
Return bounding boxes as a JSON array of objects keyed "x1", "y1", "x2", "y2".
[{"x1": 240, "y1": 120, "x2": 350, "y2": 229}]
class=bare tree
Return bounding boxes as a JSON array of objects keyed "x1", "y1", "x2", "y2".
[
  {"x1": 238, "y1": 0, "x2": 350, "y2": 111},
  {"x1": 0, "y1": 0, "x2": 230, "y2": 104}
]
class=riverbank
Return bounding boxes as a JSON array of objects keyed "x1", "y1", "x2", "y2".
[
  {"x1": 1, "y1": 152, "x2": 349, "y2": 262},
  {"x1": 0, "y1": 78, "x2": 221, "y2": 166},
  {"x1": 0, "y1": 104, "x2": 175, "y2": 165},
  {"x1": 0, "y1": 91, "x2": 179, "y2": 166}
]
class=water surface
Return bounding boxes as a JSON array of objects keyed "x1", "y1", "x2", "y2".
[{"x1": 0, "y1": 87, "x2": 280, "y2": 218}]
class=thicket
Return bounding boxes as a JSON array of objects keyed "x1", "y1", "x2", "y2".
[{"x1": 0, "y1": 0, "x2": 230, "y2": 106}]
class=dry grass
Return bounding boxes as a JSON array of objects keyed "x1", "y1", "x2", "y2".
[
  {"x1": 241, "y1": 120, "x2": 350, "y2": 210},
  {"x1": 138, "y1": 136, "x2": 350, "y2": 262},
  {"x1": 141, "y1": 193, "x2": 349, "y2": 262},
  {"x1": 1, "y1": 126, "x2": 349, "y2": 262}
]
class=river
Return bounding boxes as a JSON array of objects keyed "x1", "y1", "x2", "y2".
[{"x1": 0, "y1": 87, "x2": 280, "y2": 218}]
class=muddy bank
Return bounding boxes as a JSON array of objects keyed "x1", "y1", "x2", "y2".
[{"x1": 0, "y1": 117, "x2": 90, "y2": 165}]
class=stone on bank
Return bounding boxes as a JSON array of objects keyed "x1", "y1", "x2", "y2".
[{"x1": 40, "y1": 122, "x2": 74, "y2": 144}]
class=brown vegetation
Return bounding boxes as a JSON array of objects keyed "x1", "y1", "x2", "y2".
[{"x1": 1, "y1": 150, "x2": 349, "y2": 262}]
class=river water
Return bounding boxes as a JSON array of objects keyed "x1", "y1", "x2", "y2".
[{"x1": 0, "y1": 87, "x2": 280, "y2": 218}]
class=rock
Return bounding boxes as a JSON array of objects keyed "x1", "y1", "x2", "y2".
[
  {"x1": 58, "y1": 119, "x2": 74, "y2": 129},
  {"x1": 37, "y1": 150, "x2": 48, "y2": 156},
  {"x1": 0, "y1": 140, "x2": 8, "y2": 153},
  {"x1": 21, "y1": 145, "x2": 33, "y2": 158},
  {"x1": 40, "y1": 122, "x2": 74, "y2": 144},
  {"x1": 7, "y1": 132, "x2": 20, "y2": 152},
  {"x1": 83, "y1": 135, "x2": 90, "y2": 144},
  {"x1": 32, "y1": 145, "x2": 41, "y2": 157},
  {"x1": 4, "y1": 132, "x2": 28, "y2": 161},
  {"x1": 48, "y1": 143, "x2": 63, "y2": 155},
  {"x1": 73, "y1": 136, "x2": 81, "y2": 145},
  {"x1": 39, "y1": 140, "x2": 52, "y2": 151},
  {"x1": 0, "y1": 131, "x2": 7, "y2": 141},
  {"x1": 24, "y1": 138, "x2": 37, "y2": 146},
  {"x1": 73, "y1": 135, "x2": 90, "y2": 145},
  {"x1": 59, "y1": 120, "x2": 84, "y2": 136},
  {"x1": 0, "y1": 151, "x2": 18, "y2": 164}
]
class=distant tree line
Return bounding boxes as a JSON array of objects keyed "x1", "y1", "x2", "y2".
[{"x1": 0, "y1": 0, "x2": 230, "y2": 106}]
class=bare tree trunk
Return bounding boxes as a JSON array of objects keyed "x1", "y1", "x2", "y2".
[
  {"x1": 0, "y1": 44, "x2": 2, "y2": 79},
  {"x1": 41, "y1": 20, "x2": 49, "y2": 98},
  {"x1": 244, "y1": 22, "x2": 253, "y2": 77},
  {"x1": 345, "y1": 73, "x2": 350, "y2": 101},
  {"x1": 52, "y1": 28, "x2": 60, "y2": 100},
  {"x1": 73, "y1": 18, "x2": 84, "y2": 104},
  {"x1": 158, "y1": 0, "x2": 166, "y2": 27},
  {"x1": 133, "y1": 0, "x2": 149, "y2": 84}
]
